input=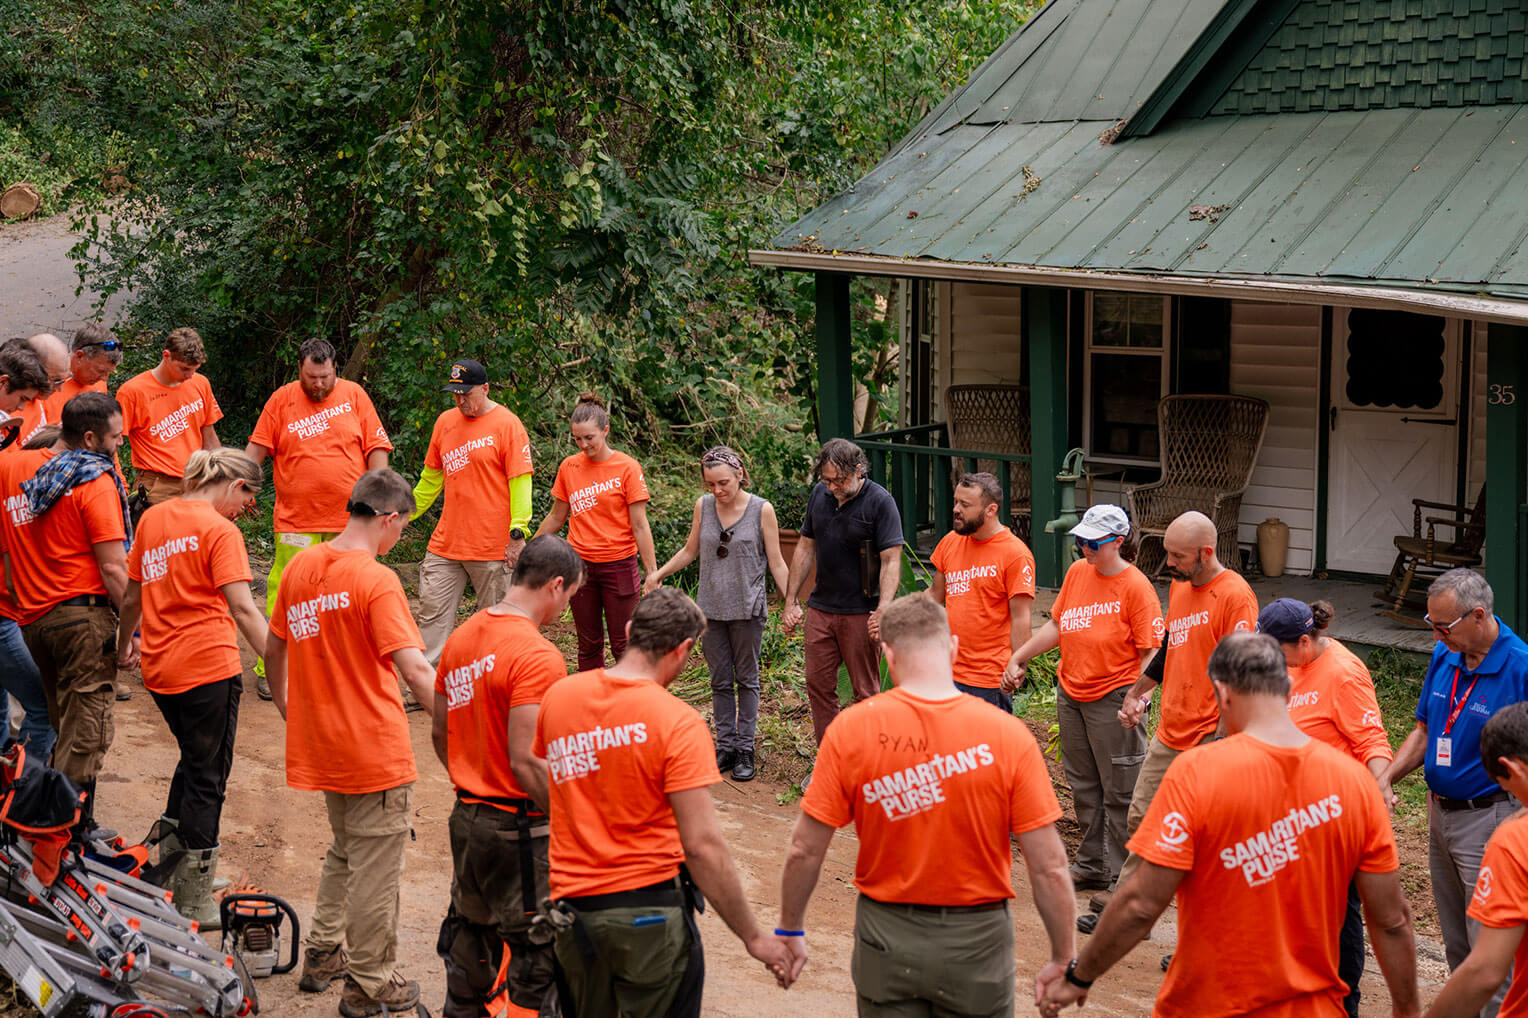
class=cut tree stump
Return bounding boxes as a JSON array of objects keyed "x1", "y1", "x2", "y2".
[{"x1": 0, "y1": 182, "x2": 40, "y2": 220}]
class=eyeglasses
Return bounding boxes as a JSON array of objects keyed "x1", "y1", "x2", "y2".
[
  {"x1": 1075, "y1": 534, "x2": 1120, "y2": 552},
  {"x1": 347, "y1": 499, "x2": 404, "y2": 523},
  {"x1": 49, "y1": 373, "x2": 71, "y2": 392},
  {"x1": 716, "y1": 528, "x2": 734, "y2": 558},
  {"x1": 1424, "y1": 610, "x2": 1474, "y2": 637}
]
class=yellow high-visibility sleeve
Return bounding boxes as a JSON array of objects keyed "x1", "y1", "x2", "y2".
[
  {"x1": 510, "y1": 472, "x2": 532, "y2": 532},
  {"x1": 411, "y1": 466, "x2": 444, "y2": 520}
]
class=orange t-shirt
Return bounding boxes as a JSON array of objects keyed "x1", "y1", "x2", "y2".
[
  {"x1": 41, "y1": 378, "x2": 109, "y2": 424},
  {"x1": 269, "y1": 544, "x2": 424, "y2": 794},
  {"x1": 1287, "y1": 641, "x2": 1393, "y2": 766},
  {"x1": 931, "y1": 529, "x2": 1036, "y2": 689},
  {"x1": 1469, "y1": 811, "x2": 1528, "y2": 1018},
  {"x1": 423, "y1": 405, "x2": 532, "y2": 561},
  {"x1": 436, "y1": 610, "x2": 567, "y2": 806},
  {"x1": 551, "y1": 451, "x2": 650, "y2": 563},
  {"x1": 533, "y1": 669, "x2": 720, "y2": 898},
  {"x1": 1130, "y1": 735, "x2": 1397, "y2": 1018},
  {"x1": 117, "y1": 369, "x2": 224, "y2": 477},
  {"x1": 250, "y1": 380, "x2": 393, "y2": 533},
  {"x1": 0, "y1": 451, "x2": 123, "y2": 625},
  {"x1": 802, "y1": 687, "x2": 1061, "y2": 906},
  {"x1": 127, "y1": 499, "x2": 252, "y2": 693},
  {"x1": 0, "y1": 448, "x2": 53, "y2": 622},
  {"x1": 1051, "y1": 559, "x2": 1164, "y2": 702},
  {"x1": 1157, "y1": 570, "x2": 1259, "y2": 750}
]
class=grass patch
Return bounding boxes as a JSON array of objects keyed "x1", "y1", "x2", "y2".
[{"x1": 1368, "y1": 646, "x2": 1429, "y2": 820}]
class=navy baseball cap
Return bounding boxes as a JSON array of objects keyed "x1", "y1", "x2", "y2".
[
  {"x1": 1256, "y1": 598, "x2": 1315, "y2": 642},
  {"x1": 443, "y1": 358, "x2": 488, "y2": 393}
]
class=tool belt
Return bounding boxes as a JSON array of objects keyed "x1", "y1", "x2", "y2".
[{"x1": 545, "y1": 866, "x2": 706, "y2": 1018}]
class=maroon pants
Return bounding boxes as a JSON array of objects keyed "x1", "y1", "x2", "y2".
[
  {"x1": 804, "y1": 607, "x2": 881, "y2": 744},
  {"x1": 571, "y1": 556, "x2": 640, "y2": 671}
]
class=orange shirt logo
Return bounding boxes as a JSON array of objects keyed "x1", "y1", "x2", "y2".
[
  {"x1": 148, "y1": 397, "x2": 206, "y2": 442},
  {"x1": 285, "y1": 402, "x2": 354, "y2": 439},
  {"x1": 1288, "y1": 689, "x2": 1320, "y2": 710},
  {"x1": 1056, "y1": 599, "x2": 1122, "y2": 633},
  {"x1": 546, "y1": 722, "x2": 649, "y2": 782},
  {"x1": 442, "y1": 435, "x2": 496, "y2": 475},
  {"x1": 862, "y1": 743, "x2": 996, "y2": 821},
  {"x1": 284, "y1": 590, "x2": 353, "y2": 641},
  {"x1": 1157, "y1": 811, "x2": 1191, "y2": 847},
  {"x1": 1474, "y1": 865, "x2": 1495, "y2": 905},
  {"x1": 139, "y1": 534, "x2": 201, "y2": 583},
  {"x1": 1218, "y1": 794, "x2": 1344, "y2": 886},
  {"x1": 441, "y1": 653, "x2": 495, "y2": 710},
  {"x1": 1167, "y1": 609, "x2": 1211, "y2": 648},
  {"x1": 568, "y1": 476, "x2": 623, "y2": 516},
  {"x1": 944, "y1": 563, "x2": 998, "y2": 596},
  {"x1": 4, "y1": 491, "x2": 34, "y2": 528}
]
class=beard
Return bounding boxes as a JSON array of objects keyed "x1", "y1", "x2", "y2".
[
  {"x1": 953, "y1": 514, "x2": 982, "y2": 536},
  {"x1": 1165, "y1": 556, "x2": 1203, "y2": 582},
  {"x1": 302, "y1": 381, "x2": 336, "y2": 402}
]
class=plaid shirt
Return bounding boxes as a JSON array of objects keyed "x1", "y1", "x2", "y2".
[{"x1": 21, "y1": 449, "x2": 133, "y2": 552}]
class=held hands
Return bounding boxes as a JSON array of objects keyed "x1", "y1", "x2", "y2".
[
  {"x1": 115, "y1": 635, "x2": 140, "y2": 672},
  {"x1": 780, "y1": 602, "x2": 803, "y2": 635},
  {"x1": 1377, "y1": 777, "x2": 1398, "y2": 816},
  {"x1": 1118, "y1": 692, "x2": 1149, "y2": 730},
  {"x1": 1036, "y1": 960, "x2": 1087, "y2": 1014},
  {"x1": 745, "y1": 931, "x2": 798, "y2": 989},
  {"x1": 641, "y1": 572, "x2": 664, "y2": 597},
  {"x1": 503, "y1": 537, "x2": 526, "y2": 568},
  {"x1": 867, "y1": 611, "x2": 881, "y2": 642},
  {"x1": 1001, "y1": 654, "x2": 1027, "y2": 694}
]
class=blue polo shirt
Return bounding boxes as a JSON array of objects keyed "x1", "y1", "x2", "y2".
[{"x1": 1416, "y1": 618, "x2": 1528, "y2": 800}]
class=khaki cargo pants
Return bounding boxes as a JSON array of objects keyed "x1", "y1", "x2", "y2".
[
  {"x1": 133, "y1": 468, "x2": 183, "y2": 508},
  {"x1": 311, "y1": 784, "x2": 414, "y2": 1000},
  {"x1": 554, "y1": 900, "x2": 693, "y2": 1018},
  {"x1": 852, "y1": 895, "x2": 1014, "y2": 1017},
  {"x1": 22, "y1": 603, "x2": 116, "y2": 784},
  {"x1": 417, "y1": 553, "x2": 508, "y2": 666}
]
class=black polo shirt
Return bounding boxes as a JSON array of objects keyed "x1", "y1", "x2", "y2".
[{"x1": 799, "y1": 479, "x2": 903, "y2": 615}]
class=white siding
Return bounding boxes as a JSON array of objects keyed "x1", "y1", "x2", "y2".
[
  {"x1": 1229, "y1": 301, "x2": 1322, "y2": 575},
  {"x1": 947, "y1": 282, "x2": 1023, "y2": 386}
]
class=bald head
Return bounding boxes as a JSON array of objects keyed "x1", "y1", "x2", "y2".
[
  {"x1": 27, "y1": 334, "x2": 69, "y2": 390},
  {"x1": 1162, "y1": 510, "x2": 1222, "y2": 584}
]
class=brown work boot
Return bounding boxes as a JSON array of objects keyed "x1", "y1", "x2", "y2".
[
  {"x1": 298, "y1": 943, "x2": 348, "y2": 992},
  {"x1": 339, "y1": 973, "x2": 420, "y2": 1018}
]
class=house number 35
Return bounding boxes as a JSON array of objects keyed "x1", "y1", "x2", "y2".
[{"x1": 1490, "y1": 384, "x2": 1517, "y2": 405}]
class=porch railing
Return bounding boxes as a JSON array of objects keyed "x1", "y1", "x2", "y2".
[{"x1": 854, "y1": 423, "x2": 1032, "y2": 547}]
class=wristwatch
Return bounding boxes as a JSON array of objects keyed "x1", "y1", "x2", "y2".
[
  {"x1": 509, "y1": 527, "x2": 526, "y2": 541},
  {"x1": 1064, "y1": 958, "x2": 1094, "y2": 989}
]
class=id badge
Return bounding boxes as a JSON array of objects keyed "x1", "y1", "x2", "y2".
[
  {"x1": 279, "y1": 533, "x2": 314, "y2": 549},
  {"x1": 1436, "y1": 737, "x2": 1453, "y2": 768}
]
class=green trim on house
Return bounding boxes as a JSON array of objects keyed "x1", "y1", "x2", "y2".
[
  {"x1": 1026, "y1": 286, "x2": 1070, "y2": 587},
  {"x1": 815, "y1": 272, "x2": 854, "y2": 441},
  {"x1": 1486, "y1": 325, "x2": 1528, "y2": 633}
]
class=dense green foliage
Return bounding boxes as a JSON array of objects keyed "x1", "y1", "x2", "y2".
[{"x1": 2, "y1": 0, "x2": 1035, "y2": 481}]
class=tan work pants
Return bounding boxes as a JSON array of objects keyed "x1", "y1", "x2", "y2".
[
  {"x1": 1114, "y1": 732, "x2": 1213, "y2": 890},
  {"x1": 417, "y1": 553, "x2": 508, "y2": 665},
  {"x1": 310, "y1": 784, "x2": 414, "y2": 998},
  {"x1": 22, "y1": 603, "x2": 116, "y2": 784},
  {"x1": 133, "y1": 468, "x2": 183, "y2": 507}
]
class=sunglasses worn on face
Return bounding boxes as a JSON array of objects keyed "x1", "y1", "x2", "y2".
[
  {"x1": 1075, "y1": 534, "x2": 1120, "y2": 552},
  {"x1": 348, "y1": 500, "x2": 404, "y2": 523},
  {"x1": 1424, "y1": 611, "x2": 1473, "y2": 637}
]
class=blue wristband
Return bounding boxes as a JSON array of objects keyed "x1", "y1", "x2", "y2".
[{"x1": 774, "y1": 928, "x2": 805, "y2": 937}]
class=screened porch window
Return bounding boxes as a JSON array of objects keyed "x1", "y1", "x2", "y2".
[{"x1": 1084, "y1": 293, "x2": 1169, "y2": 465}]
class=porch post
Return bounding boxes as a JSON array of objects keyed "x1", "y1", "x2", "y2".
[
  {"x1": 1486, "y1": 325, "x2": 1528, "y2": 633},
  {"x1": 1027, "y1": 286, "x2": 1069, "y2": 587},
  {"x1": 815, "y1": 272, "x2": 854, "y2": 441}
]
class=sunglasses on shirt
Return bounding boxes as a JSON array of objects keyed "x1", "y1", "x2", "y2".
[
  {"x1": 1074, "y1": 534, "x2": 1120, "y2": 552},
  {"x1": 716, "y1": 528, "x2": 734, "y2": 558}
]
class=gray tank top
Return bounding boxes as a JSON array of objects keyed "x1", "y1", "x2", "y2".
[{"x1": 697, "y1": 493, "x2": 767, "y2": 620}]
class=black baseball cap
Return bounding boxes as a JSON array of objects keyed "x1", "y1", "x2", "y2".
[
  {"x1": 442, "y1": 359, "x2": 488, "y2": 393},
  {"x1": 1256, "y1": 597, "x2": 1315, "y2": 643}
]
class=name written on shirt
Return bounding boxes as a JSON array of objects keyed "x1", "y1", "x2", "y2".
[
  {"x1": 860, "y1": 743, "x2": 996, "y2": 821},
  {"x1": 149, "y1": 398, "x2": 205, "y2": 442},
  {"x1": 284, "y1": 591, "x2": 352, "y2": 641},
  {"x1": 441, "y1": 653, "x2": 495, "y2": 710},
  {"x1": 140, "y1": 534, "x2": 200, "y2": 583},
  {"x1": 546, "y1": 722, "x2": 649, "y2": 782}
]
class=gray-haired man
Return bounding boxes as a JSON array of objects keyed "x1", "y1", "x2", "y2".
[{"x1": 1382, "y1": 568, "x2": 1528, "y2": 1016}]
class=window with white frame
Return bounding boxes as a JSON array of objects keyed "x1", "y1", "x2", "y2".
[{"x1": 1084, "y1": 293, "x2": 1170, "y2": 465}]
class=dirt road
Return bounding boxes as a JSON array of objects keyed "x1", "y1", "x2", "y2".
[
  {"x1": 95, "y1": 679, "x2": 1447, "y2": 1017},
  {"x1": 0, "y1": 214, "x2": 127, "y2": 339}
]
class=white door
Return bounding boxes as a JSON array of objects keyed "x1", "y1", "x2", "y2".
[{"x1": 1326, "y1": 309, "x2": 1460, "y2": 575}]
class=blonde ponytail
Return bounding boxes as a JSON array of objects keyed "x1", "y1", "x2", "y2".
[{"x1": 183, "y1": 449, "x2": 262, "y2": 494}]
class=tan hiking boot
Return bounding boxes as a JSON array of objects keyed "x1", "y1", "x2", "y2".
[
  {"x1": 298, "y1": 943, "x2": 349, "y2": 992},
  {"x1": 339, "y1": 973, "x2": 420, "y2": 1018}
]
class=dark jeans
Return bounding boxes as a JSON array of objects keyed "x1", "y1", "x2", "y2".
[
  {"x1": 1339, "y1": 878, "x2": 1362, "y2": 1018},
  {"x1": 571, "y1": 556, "x2": 640, "y2": 672},
  {"x1": 954, "y1": 681, "x2": 1013, "y2": 715},
  {"x1": 0, "y1": 617, "x2": 56, "y2": 760},
  {"x1": 703, "y1": 617, "x2": 765, "y2": 754},
  {"x1": 150, "y1": 676, "x2": 241, "y2": 849}
]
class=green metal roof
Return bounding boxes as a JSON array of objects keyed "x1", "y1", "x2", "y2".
[{"x1": 763, "y1": 0, "x2": 1528, "y2": 301}]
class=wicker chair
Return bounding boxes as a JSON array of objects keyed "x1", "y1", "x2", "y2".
[
  {"x1": 944, "y1": 384, "x2": 1031, "y2": 541},
  {"x1": 1124, "y1": 394, "x2": 1270, "y2": 576},
  {"x1": 1375, "y1": 484, "x2": 1486, "y2": 626}
]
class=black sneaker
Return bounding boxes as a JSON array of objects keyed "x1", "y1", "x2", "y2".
[
  {"x1": 1160, "y1": 953, "x2": 1173, "y2": 972},
  {"x1": 1076, "y1": 913, "x2": 1099, "y2": 935},
  {"x1": 716, "y1": 749, "x2": 739, "y2": 773},
  {"x1": 732, "y1": 752, "x2": 756, "y2": 782}
]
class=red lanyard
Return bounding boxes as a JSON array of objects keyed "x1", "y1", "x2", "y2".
[{"x1": 1444, "y1": 666, "x2": 1481, "y2": 736}]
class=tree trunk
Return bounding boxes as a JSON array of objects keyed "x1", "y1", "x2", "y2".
[{"x1": 0, "y1": 182, "x2": 40, "y2": 220}]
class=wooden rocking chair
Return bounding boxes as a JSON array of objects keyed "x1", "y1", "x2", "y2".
[
  {"x1": 1375, "y1": 484, "x2": 1487, "y2": 627},
  {"x1": 1124, "y1": 394, "x2": 1270, "y2": 576},
  {"x1": 945, "y1": 385, "x2": 1031, "y2": 541}
]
